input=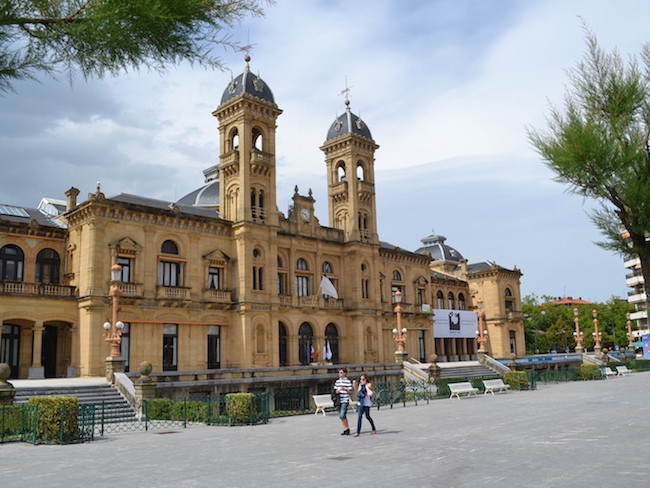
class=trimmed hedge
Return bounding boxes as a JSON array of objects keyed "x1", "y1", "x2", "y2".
[
  {"x1": 28, "y1": 396, "x2": 78, "y2": 443},
  {"x1": 503, "y1": 371, "x2": 529, "y2": 390},
  {"x1": 226, "y1": 393, "x2": 257, "y2": 425},
  {"x1": 579, "y1": 364, "x2": 601, "y2": 381}
]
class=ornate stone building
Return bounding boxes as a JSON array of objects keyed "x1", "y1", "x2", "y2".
[{"x1": 0, "y1": 57, "x2": 524, "y2": 379}]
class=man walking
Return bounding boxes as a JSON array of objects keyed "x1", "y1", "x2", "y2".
[{"x1": 334, "y1": 368, "x2": 353, "y2": 435}]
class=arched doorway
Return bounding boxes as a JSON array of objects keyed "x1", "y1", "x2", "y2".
[
  {"x1": 298, "y1": 322, "x2": 313, "y2": 365},
  {"x1": 42, "y1": 325, "x2": 58, "y2": 378},
  {"x1": 324, "y1": 323, "x2": 339, "y2": 363},
  {"x1": 278, "y1": 322, "x2": 287, "y2": 366},
  {"x1": 1, "y1": 324, "x2": 20, "y2": 378}
]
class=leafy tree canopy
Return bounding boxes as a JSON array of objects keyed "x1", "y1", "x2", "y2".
[
  {"x1": 0, "y1": 0, "x2": 272, "y2": 93},
  {"x1": 528, "y1": 25, "x2": 650, "y2": 305},
  {"x1": 522, "y1": 294, "x2": 634, "y2": 354}
]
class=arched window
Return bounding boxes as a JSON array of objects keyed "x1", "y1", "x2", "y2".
[
  {"x1": 392, "y1": 270, "x2": 402, "y2": 281},
  {"x1": 448, "y1": 292, "x2": 455, "y2": 310},
  {"x1": 36, "y1": 248, "x2": 60, "y2": 284},
  {"x1": 229, "y1": 128, "x2": 239, "y2": 151},
  {"x1": 504, "y1": 287, "x2": 514, "y2": 312},
  {"x1": 356, "y1": 161, "x2": 365, "y2": 181},
  {"x1": 252, "y1": 127, "x2": 263, "y2": 151},
  {"x1": 437, "y1": 291, "x2": 445, "y2": 309},
  {"x1": 322, "y1": 261, "x2": 333, "y2": 274},
  {"x1": 361, "y1": 262, "x2": 369, "y2": 299},
  {"x1": 0, "y1": 245, "x2": 24, "y2": 281},
  {"x1": 278, "y1": 322, "x2": 288, "y2": 366},
  {"x1": 337, "y1": 162, "x2": 347, "y2": 182},
  {"x1": 161, "y1": 240, "x2": 178, "y2": 254},
  {"x1": 298, "y1": 322, "x2": 314, "y2": 365},
  {"x1": 458, "y1": 293, "x2": 466, "y2": 310},
  {"x1": 296, "y1": 258, "x2": 310, "y2": 296},
  {"x1": 325, "y1": 323, "x2": 339, "y2": 363},
  {"x1": 253, "y1": 248, "x2": 264, "y2": 291},
  {"x1": 159, "y1": 240, "x2": 181, "y2": 286}
]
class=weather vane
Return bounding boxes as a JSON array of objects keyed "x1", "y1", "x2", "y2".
[{"x1": 339, "y1": 76, "x2": 353, "y2": 102}]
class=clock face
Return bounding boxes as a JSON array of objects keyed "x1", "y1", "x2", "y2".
[{"x1": 301, "y1": 208, "x2": 310, "y2": 221}]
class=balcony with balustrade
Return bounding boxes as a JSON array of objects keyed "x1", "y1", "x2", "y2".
[{"x1": 0, "y1": 281, "x2": 76, "y2": 298}]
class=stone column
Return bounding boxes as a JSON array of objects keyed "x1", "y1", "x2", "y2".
[{"x1": 28, "y1": 323, "x2": 45, "y2": 379}]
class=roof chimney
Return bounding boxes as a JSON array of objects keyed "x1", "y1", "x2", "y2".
[{"x1": 65, "y1": 187, "x2": 80, "y2": 212}]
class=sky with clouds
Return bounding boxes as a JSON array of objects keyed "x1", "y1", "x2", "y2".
[{"x1": 1, "y1": 0, "x2": 648, "y2": 303}]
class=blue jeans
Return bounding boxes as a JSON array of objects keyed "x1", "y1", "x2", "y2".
[{"x1": 356, "y1": 405, "x2": 376, "y2": 434}]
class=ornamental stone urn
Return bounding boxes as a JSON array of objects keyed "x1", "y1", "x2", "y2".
[{"x1": 0, "y1": 363, "x2": 16, "y2": 405}]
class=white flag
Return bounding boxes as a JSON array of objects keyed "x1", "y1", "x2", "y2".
[
  {"x1": 320, "y1": 275, "x2": 338, "y2": 299},
  {"x1": 325, "y1": 340, "x2": 333, "y2": 361}
]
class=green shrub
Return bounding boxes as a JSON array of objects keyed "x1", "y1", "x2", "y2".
[
  {"x1": 226, "y1": 393, "x2": 257, "y2": 425},
  {"x1": 28, "y1": 396, "x2": 78, "y2": 443},
  {"x1": 171, "y1": 401, "x2": 208, "y2": 422},
  {"x1": 1, "y1": 405, "x2": 22, "y2": 437},
  {"x1": 146, "y1": 398, "x2": 174, "y2": 420},
  {"x1": 503, "y1": 371, "x2": 529, "y2": 390},
  {"x1": 580, "y1": 364, "x2": 601, "y2": 380}
]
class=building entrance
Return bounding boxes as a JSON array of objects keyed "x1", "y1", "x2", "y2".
[{"x1": 42, "y1": 325, "x2": 58, "y2": 378}]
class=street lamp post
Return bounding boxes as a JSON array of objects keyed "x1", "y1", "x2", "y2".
[
  {"x1": 626, "y1": 312, "x2": 636, "y2": 357},
  {"x1": 475, "y1": 300, "x2": 489, "y2": 362},
  {"x1": 573, "y1": 308, "x2": 584, "y2": 354},
  {"x1": 104, "y1": 263, "x2": 125, "y2": 382},
  {"x1": 392, "y1": 290, "x2": 407, "y2": 363},
  {"x1": 592, "y1": 309, "x2": 602, "y2": 357}
]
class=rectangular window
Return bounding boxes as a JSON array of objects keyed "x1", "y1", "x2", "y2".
[
  {"x1": 117, "y1": 256, "x2": 132, "y2": 283},
  {"x1": 253, "y1": 266, "x2": 264, "y2": 290},
  {"x1": 417, "y1": 288, "x2": 424, "y2": 305},
  {"x1": 362, "y1": 279, "x2": 369, "y2": 299},
  {"x1": 278, "y1": 272, "x2": 287, "y2": 294},
  {"x1": 207, "y1": 325, "x2": 221, "y2": 369},
  {"x1": 509, "y1": 330, "x2": 517, "y2": 354},
  {"x1": 159, "y1": 261, "x2": 180, "y2": 286},
  {"x1": 208, "y1": 266, "x2": 222, "y2": 290},
  {"x1": 505, "y1": 300, "x2": 514, "y2": 312},
  {"x1": 162, "y1": 323, "x2": 178, "y2": 371},
  {"x1": 418, "y1": 330, "x2": 426, "y2": 362},
  {"x1": 296, "y1": 276, "x2": 309, "y2": 296}
]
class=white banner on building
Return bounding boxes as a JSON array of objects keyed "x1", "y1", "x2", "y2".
[{"x1": 432, "y1": 309, "x2": 478, "y2": 338}]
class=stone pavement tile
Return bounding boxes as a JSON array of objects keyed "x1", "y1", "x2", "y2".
[{"x1": 1, "y1": 372, "x2": 649, "y2": 488}]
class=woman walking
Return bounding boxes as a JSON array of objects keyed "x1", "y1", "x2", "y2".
[{"x1": 353, "y1": 373, "x2": 376, "y2": 436}]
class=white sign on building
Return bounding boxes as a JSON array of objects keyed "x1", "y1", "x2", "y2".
[{"x1": 432, "y1": 309, "x2": 478, "y2": 338}]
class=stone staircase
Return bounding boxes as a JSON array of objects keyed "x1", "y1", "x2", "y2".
[
  {"x1": 14, "y1": 382, "x2": 137, "y2": 423},
  {"x1": 438, "y1": 362, "x2": 501, "y2": 379}
]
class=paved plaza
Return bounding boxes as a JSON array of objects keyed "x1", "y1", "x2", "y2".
[{"x1": 2, "y1": 372, "x2": 649, "y2": 488}]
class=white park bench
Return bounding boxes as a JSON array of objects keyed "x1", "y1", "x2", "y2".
[
  {"x1": 604, "y1": 367, "x2": 617, "y2": 378},
  {"x1": 448, "y1": 382, "x2": 479, "y2": 399},
  {"x1": 312, "y1": 394, "x2": 357, "y2": 416},
  {"x1": 616, "y1": 365, "x2": 632, "y2": 376},
  {"x1": 482, "y1": 378, "x2": 511, "y2": 395}
]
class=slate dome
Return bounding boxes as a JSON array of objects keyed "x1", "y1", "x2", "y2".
[
  {"x1": 326, "y1": 100, "x2": 373, "y2": 141},
  {"x1": 220, "y1": 55, "x2": 275, "y2": 105},
  {"x1": 416, "y1": 230, "x2": 464, "y2": 262}
]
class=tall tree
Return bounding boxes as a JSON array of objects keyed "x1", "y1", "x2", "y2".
[
  {"x1": 528, "y1": 28, "x2": 650, "y2": 317},
  {"x1": 0, "y1": 0, "x2": 271, "y2": 93}
]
